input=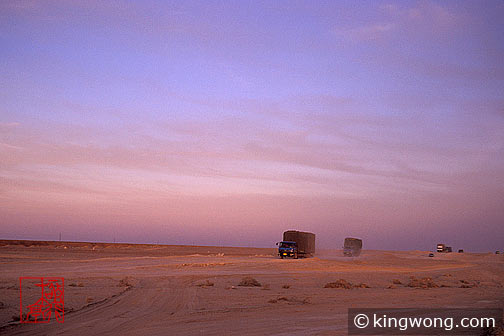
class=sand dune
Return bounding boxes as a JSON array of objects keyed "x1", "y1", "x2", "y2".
[{"x1": 0, "y1": 241, "x2": 502, "y2": 335}]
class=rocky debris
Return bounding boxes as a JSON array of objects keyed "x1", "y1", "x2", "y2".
[
  {"x1": 178, "y1": 262, "x2": 229, "y2": 268},
  {"x1": 392, "y1": 279, "x2": 402, "y2": 285},
  {"x1": 459, "y1": 279, "x2": 479, "y2": 288},
  {"x1": 268, "y1": 296, "x2": 310, "y2": 304},
  {"x1": 407, "y1": 276, "x2": 439, "y2": 289},
  {"x1": 69, "y1": 282, "x2": 84, "y2": 287}
]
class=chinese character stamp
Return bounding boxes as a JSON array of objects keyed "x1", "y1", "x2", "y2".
[{"x1": 19, "y1": 277, "x2": 64, "y2": 323}]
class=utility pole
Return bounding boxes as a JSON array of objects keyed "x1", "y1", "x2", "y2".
[{"x1": 59, "y1": 232, "x2": 61, "y2": 241}]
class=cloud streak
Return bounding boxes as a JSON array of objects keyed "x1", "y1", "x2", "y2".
[{"x1": 1, "y1": 0, "x2": 503, "y2": 250}]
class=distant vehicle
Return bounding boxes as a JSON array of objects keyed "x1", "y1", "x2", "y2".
[
  {"x1": 429, "y1": 253, "x2": 435, "y2": 257},
  {"x1": 343, "y1": 237, "x2": 362, "y2": 257},
  {"x1": 458, "y1": 249, "x2": 464, "y2": 253},
  {"x1": 496, "y1": 251, "x2": 501, "y2": 254},
  {"x1": 277, "y1": 231, "x2": 315, "y2": 259},
  {"x1": 437, "y1": 244, "x2": 452, "y2": 253}
]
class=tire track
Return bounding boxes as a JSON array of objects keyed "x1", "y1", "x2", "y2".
[{"x1": 1, "y1": 277, "x2": 199, "y2": 335}]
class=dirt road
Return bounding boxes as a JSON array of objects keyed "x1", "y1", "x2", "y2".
[{"x1": 0, "y1": 241, "x2": 502, "y2": 335}]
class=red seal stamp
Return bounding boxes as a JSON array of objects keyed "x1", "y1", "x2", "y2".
[{"x1": 19, "y1": 277, "x2": 64, "y2": 323}]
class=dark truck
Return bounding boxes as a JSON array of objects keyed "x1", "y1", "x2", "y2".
[
  {"x1": 343, "y1": 237, "x2": 362, "y2": 257},
  {"x1": 277, "y1": 230, "x2": 315, "y2": 258}
]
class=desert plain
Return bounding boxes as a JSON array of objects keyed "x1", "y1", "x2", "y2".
[{"x1": 0, "y1": 240, "x2": 502, "y2": 335}]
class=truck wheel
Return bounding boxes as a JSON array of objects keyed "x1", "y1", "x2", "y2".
[{"x1": 280, "y1": 255, "x2": 284, "y2": 259}]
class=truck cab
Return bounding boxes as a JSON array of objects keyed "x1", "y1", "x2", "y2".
[{"x1": 277, "y1": 241, "x2": 298, "y2": 259}]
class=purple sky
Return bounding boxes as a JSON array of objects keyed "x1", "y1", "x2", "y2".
[{"x1": 1, "y1": 1, "x2": 503, "y2": 251}]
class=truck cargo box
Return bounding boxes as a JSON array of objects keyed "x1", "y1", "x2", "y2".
[
  {"x1": 343, "y1": 237, "x2": 362, "y2": 257},
  {"x1": 282, "y1": 231, "x2": 315, "y2": 257}
]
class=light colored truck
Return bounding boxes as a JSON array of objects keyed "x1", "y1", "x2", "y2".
[
  {"x1": 343, "y1": 237, "x2": 362, "y2": 257},
  {"x1": 437, "y1": 243, "x2": 452, "y2": 253}
]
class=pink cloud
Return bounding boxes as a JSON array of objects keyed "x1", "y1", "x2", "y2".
[
  {"x1": 0, "y1": 122, "x2": 20, "y2": 130},
  {"x1": 334, "y1": 23, "x2": 396, "y2": 41},
  {"x1": 336, "y1": 1, "x2": 461, "y2": 43}
]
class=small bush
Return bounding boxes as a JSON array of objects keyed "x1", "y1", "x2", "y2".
[
  {"x1": 118, "y1": 277, "x2": 132, "y2": 287},
  {"x1": 324, "y1": 279, "x2": 353, "y2": 289},
  {"x1": 324, "y1": 279, "x2": 369, "y2": 289},
  {"x1": 238, "y1": 277, "x2": 261, "y2": 287}
]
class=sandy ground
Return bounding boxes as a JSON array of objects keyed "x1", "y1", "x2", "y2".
[{"x1": 0, "y1": 240, "x2": 502, "y2": 335}]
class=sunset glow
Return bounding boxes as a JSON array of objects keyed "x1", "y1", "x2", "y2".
[{"x1": 1, "y1": 1, "x2": 503, "y2": 251}]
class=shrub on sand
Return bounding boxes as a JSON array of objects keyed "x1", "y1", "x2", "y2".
[
  {"x1": 324, "y1": 279, "x2": 369, "y2": 289},
  {"x1": 238, "y1": 277, "x2": 262, "y2": 287}
]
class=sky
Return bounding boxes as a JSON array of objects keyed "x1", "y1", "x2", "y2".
[{"x1": 1, "y1": 0, "x2": 503, "y2": 251}]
